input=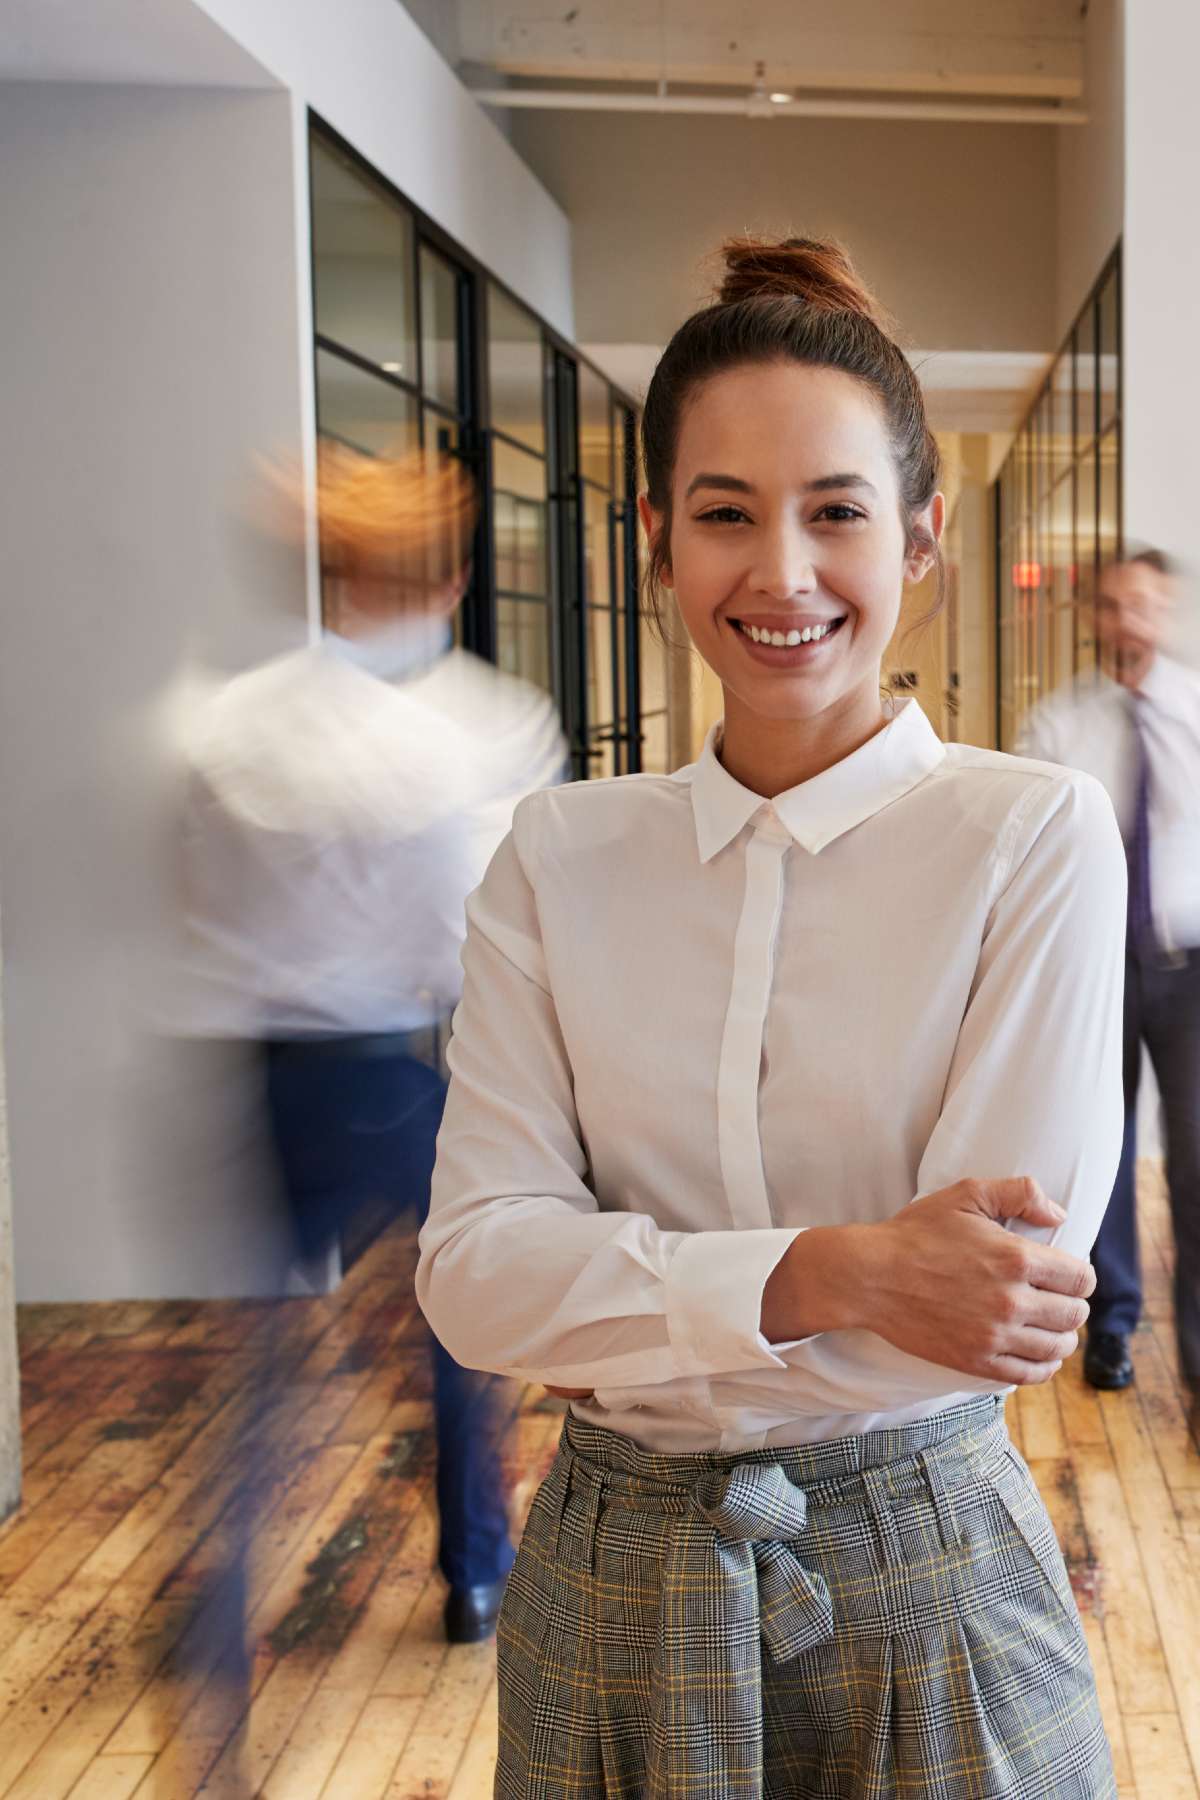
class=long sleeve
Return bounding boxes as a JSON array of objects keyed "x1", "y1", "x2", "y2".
[
  {"x1": 416, "y1": 799, "x2": 801, "y2": 1389},
  {"x1": 767, "y1": 769, "x2": 1128, "y2": 1412}
]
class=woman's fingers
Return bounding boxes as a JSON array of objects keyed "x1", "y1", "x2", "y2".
[
  {"x1": 1025, "y1": 1243, "x2": 1097, "y2": 1299},
  {"x1": 1022, "y1": 1290, "x2": 1091, "y2": 1335},
  {"x1": 1004, "y1": 1325, "x2": 1080, "y2": 1365},
  {"x1": 987, "y1": 1354, "x2": 1065, "y2": 1387}
]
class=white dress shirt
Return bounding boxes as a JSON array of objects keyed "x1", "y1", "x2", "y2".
[
  {"x1": 1017, "y1": 656, "x2": 1200, "y2": 954},
  {"x1": 180, "y1": 629, "x2": 566, "y2": 1036},
  {"x1": 417, "y1": 700, "x2": 1127, "y2": 1452}
]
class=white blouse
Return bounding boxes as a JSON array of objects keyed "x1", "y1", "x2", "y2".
[{"x1": 417, "y1": 700, "x2": 1127, "y2": 1453}]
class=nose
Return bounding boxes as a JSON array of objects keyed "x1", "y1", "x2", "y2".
[{"x1": 748, "y1": 520, "x2": 817, "y2": 601}]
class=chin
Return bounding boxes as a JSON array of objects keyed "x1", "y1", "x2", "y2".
[{"x1": 725, "y1": 670, "x2": 844, "y2": 721}]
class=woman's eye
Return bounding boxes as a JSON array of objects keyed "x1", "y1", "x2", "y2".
[
  {"x1": 697, "y1": 505, "x2": 750, "y2": 525},
  {"x1": 816, "y1": 503, "x2": 867, "y2": 523}
]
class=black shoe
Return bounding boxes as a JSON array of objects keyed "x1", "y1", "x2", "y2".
[
  {"x1": 444, "y1": 1577, "x2": 508, "y2": 1645},
  {"x1": 1083, "y1": 1330, "x2": 1134, "y2": 1390}
]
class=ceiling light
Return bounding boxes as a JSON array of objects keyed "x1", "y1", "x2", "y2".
[
  {"x1": 769, "y1": 91, "x2": 793, "y2": 105},
  {"x1": 381, "y1": 360, "x2": 403, "y2": 373}
]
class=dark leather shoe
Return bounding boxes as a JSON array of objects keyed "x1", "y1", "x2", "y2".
[
  {"x1": 1083, "y1": 1330, "x2": 1134, "y2": 1390},
  {"x1": 444, "y1": 1577, "x2": 507, "y2": 1645}
]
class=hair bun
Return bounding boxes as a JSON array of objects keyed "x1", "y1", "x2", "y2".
[{"x1": 717, "y1": 236, "x2": 890, "y2": 329}]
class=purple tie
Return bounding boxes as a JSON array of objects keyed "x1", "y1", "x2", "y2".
[{"x1": 1127, "y1": 696, "x2": 1156, "y2": 954}]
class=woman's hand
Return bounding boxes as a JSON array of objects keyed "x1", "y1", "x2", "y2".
[
  {"x1": 762, "y1": 1177, "x2": 1093, "y2": 1386},
  {"x1": 544, "y1": 1385, "x2": 594, "y2": 1400}
]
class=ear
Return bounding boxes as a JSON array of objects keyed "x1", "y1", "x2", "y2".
[
  {"x1": 427, "y1": 564, "x2": 471, "y2": 617},
  {"x1": 904, "y1": 492, "x2": 945, "y2": 584},
  {"x1": 637, "y1": 492, "x2": 674, "y2": 589}
]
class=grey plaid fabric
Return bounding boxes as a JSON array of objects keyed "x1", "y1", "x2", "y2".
[{"x1": 496, "y1": 1395, "x2": 1114, "y2": 1798}]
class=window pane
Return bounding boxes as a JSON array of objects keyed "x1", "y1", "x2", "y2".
[
  {"x1": 639, "y1": 614, "x2": 669, "y2": 715},
  {"x1": 1036, "y1": 387, "x2": 1052, "y2": 505},
  {"x1": 1076, "y1": 445, "x2": 1098, "y2": 671},
  {"x1": 579, "y1": 365, "x2": 612, "y2": 490},
  {"x1": 584, "y1": 484, "x2": 619, "y2": 731},
  {"x1": 1098, "y1": 425, "x2": 1120, "y2": 564},
  {"x1": 1050, "y1": 470, "x2": 1074, "y2": 610},
  {"x1": 492, "y1": 437, "x2": 547, "y2": 599},
  {"x1": 1053, "y1": 605, "x2": 1075, "y2": 692},
  {"x1": 489, "y1": 285, "x2": 546, "y2": 454},
  {"x1": 316, "y1": 347, "x2": 418, "y2": 457},
  {"x1": 1075, "y1": 304, "x2": 1097, "y2": 445},
  {"x1": 420, "y1": 247, "x2": 461, "y2": 413},
  {"x1": 311, "y1": 136, "x2": 416, "y2": 378},
  {"x1": 423, "y1": 408, "x2": 460, "y2": 458},
  {"x1": 1051, "y1": 350, "x2": 1073, "y2": 488},
  {"x1": 640, "y1": 712, "x2": 670, "y2": 776},
  {"x1": 496, "y1": 598, "x2": 551, "y2": 692},
  {"x1": 614, "y1": 406, "x2": 633, "y2": 494},
  {"x1": 1097, "y1": 266, "x2": 1120, "y2": 432}
]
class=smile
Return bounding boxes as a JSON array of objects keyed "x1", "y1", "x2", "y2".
[{"x1": 730, "y1": 616, "x2": 847, "y2": 648}]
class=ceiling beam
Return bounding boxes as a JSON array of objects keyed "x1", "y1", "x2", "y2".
[{"x1": 455, "y1": 3, "x2": 1084, "y2": 102}]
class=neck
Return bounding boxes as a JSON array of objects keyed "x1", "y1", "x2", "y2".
[
  {"x1": 718, "y1": 679, "x2": 890, "y2": 797},
  {"x1": 1110, "y1": 648, "x2": 1158, "y2": 693}
]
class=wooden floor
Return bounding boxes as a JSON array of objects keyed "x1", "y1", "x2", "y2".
[{"x1": 2, "y1": 1162, "x2": 1198, "y2": 1799}]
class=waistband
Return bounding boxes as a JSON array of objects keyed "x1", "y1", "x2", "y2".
[{"x1": 563, "y1": 1392, "x2": 1005, "y2": 1510}]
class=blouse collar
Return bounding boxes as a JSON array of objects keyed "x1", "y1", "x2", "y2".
[{"x1": 686, "y1": 697, "x2": 947, "y2": 863}]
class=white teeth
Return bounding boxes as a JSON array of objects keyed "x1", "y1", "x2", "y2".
[{"x1": 739, "y1": 619, "x2": 840, "y2": 646}]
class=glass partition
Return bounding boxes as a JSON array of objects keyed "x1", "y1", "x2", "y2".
[
  {"x1": 311, "y1": 135, "x2": 416, "y2": 380},
  {"x1": 310, "y1": 119, "x2": 680, "y2": 775},
  {"x1": 993, "y1": 246, "x2": 1121, "y2": 747}
]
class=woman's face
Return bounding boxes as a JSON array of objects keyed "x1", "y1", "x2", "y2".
[{"x1": 641, "y1": 360, "x2": 941, "y2": 727}]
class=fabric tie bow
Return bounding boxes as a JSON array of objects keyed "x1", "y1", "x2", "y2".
[{"x1": 690, "y1": 1460, "x2": 835, "y2": 1662}]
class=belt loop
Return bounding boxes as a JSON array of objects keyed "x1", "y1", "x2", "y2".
[
  {"x1": 861, "y1": 1464, "x2": 903, "y2": 1569},
  {"x1": 571, "y1": 1455, "x2": 606, "y2": 1579},
  {"x1": 919, "y1": 1446, "x2": 964, "y2": 1552}
]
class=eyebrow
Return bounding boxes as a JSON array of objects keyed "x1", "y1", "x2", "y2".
[{"x1": 684, "y1": 471, "x2": 878, "y2": 499}]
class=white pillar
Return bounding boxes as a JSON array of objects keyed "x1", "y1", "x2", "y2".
[
  {"x1": 0, "y1": 904, "x2": 20, "y2": 1522},
  {"x1": 1122, "y1": 0, "x2": 1200, "y2": 560}
]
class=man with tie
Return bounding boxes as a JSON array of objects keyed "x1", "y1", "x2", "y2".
[{"x1": 1018, "y1": 550, "x2": 1200, "y2": 1404}]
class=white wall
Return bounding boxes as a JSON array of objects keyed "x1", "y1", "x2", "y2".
[
  {"x1": 509, "y1": 110, "x2": 1058, "y2": 354},
  {"x1": 1055, "y1": 0, "x2": 1124, "y2": 339},
  {"x1": 1123, "y1": 0, "x2": 1200, "y2": 563},
  {"x1": 0, "y1": 910, "x2": 18, "y2": 1517},
  {"x1": 0, "y1": 84, "x2": 314, "y2": 1300}
]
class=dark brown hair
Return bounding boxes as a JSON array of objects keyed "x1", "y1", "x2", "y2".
[
  {"x1": 641, "y1": 236, "x2": 940, "y2": 615},
  {"x1": 1128, "y1": 547, "x2": 1175, "y2": 579}
]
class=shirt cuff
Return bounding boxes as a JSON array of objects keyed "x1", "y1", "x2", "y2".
[{"x1": 665, "y1": 1228, "x2": 812, "y2": 1379}]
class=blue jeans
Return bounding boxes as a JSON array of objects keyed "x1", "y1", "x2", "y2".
[{"x1": 263, "y1": 1035, "x2": 516, "y2": 1592}]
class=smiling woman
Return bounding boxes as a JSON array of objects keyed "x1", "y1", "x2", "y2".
[
  {"x1": 418, "y1": 236, "x2": 1126, "y2": 1797},
  {"x1": 637, "y1": 238, "x2": 942, "y2": 794}
]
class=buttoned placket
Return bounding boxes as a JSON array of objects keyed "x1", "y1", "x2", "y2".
[{"x1": 717, "y1": 808, "x2": 792, "y2": 1232}]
